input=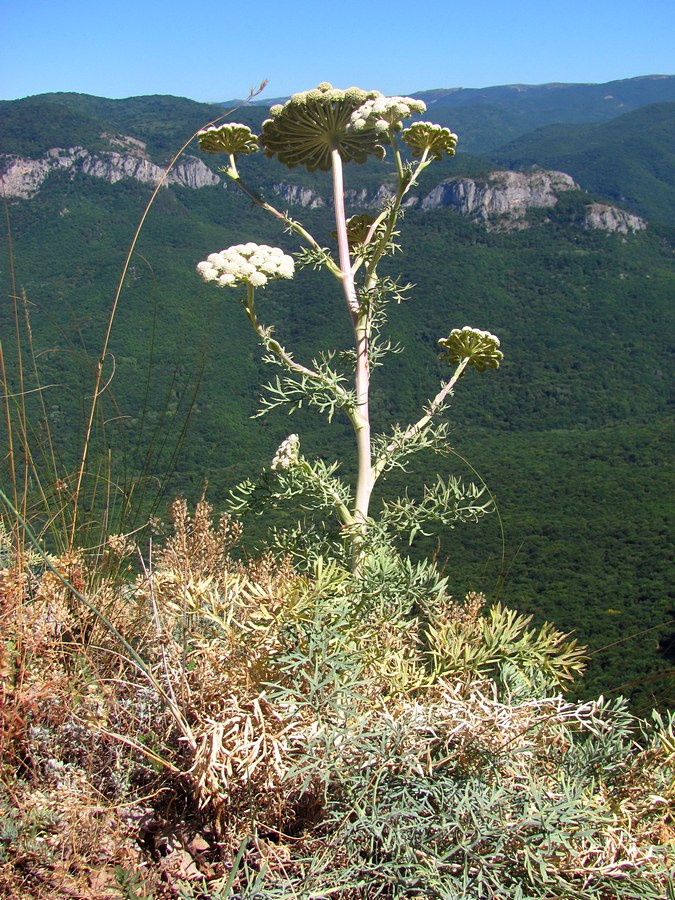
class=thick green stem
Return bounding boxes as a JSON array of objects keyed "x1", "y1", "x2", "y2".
[
  {"x1": 331, "y1": 150, "x2": 360, "y2": 320},
  {"x1": 234, "y1": 137, "x2": 444, "y2": 570},
  {"x1": 330, "y1": 144, "x2": 435, "y2": 566},
  {"x1": 331, "y1": 151, "x2": 372, "y2": 547},
  {"x1": 352, "y1": 315, "x2": 373, "y2": 524}
]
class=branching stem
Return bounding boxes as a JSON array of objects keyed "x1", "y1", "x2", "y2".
[
  {"x1": 243, "y1": 287, "x2": 349, "y2": 405},
  {"x1": 221, "y1": 120, "x2": 470, "y2": 573},
  {"x1": 372, "y1": 358, "x2": 470, "y2": 484},
  {"x1": 227, "y1": 169, "x2": 342, "y2": 281}
]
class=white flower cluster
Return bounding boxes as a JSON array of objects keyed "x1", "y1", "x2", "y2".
[
  {"x1": 349, "y1": 96, "x2": 427, "y2": 135},
  {"x1": 196, "y1": 243, "x2": 295, "y2": 288},
  {"x1": 271, "y1": 434, "x2": 300, "y2": 470}
]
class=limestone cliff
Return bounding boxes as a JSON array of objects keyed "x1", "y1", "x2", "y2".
[
  {"x1": 271, "y1": 183, "x2": 325, "y2": 208},
  {"x1": 0, "y1": 142, "x2": 647, "y2": 234},
  {"x1": 273, "y1": 170, "x2": 646, "y2": 233},
  {"x1": 419, "y1": 170, "x2": 577, "y2": 224},
  {"x1": 0, "y1": 136, "x2": 220, "y2": 199},
  {"x1": 582, "y1": 202, "x2": 646, "y2": 234}
]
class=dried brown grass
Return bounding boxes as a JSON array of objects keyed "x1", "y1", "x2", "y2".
[{"x1": 1, "y1": 503, "x2": 673, "y2": 897}]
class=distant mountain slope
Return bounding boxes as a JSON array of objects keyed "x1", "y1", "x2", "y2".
[
  {"x1": 490, "y1": 102, "x2": 675, "y2": 225},
  {"x1": 238, "y1": 76, "x2": 675, "y2": 147},
  {"x1": 4, "y1": 81, "x2": 674, "y2": 226},
  {"x1": 412, "y1": 75, "x2": 675, "y2": 153},
  {"x1": 0, "y1": 93, "x2": 234, "y2": 159}
]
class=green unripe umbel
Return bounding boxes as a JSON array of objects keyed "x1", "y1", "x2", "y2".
[
  {"x1": 260, "y1": 83, "x2": 386, "y2": 171},
  {"x1": 198, "y1": 123, "x2": 259, "y2": 155},
  {"x1": 402, "y1": 122, "x2": 458, "y2": 160},
  {"x1": 438, "y1": 327, "x2": 503, "y2": 371}
]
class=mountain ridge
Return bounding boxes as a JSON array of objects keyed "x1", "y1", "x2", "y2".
[
  {"x1": 0, "y1": 76, "x2": 675, "y2": 225},
  {"x1": 1, "y1": 144, "x2": 647, "y2": 234},
  {"x1": 490, "y1": 101, "x2": 675, "y2": 224},
  {"x1": 227, "y1": 73, "x2": 675, "y2": 107},
  {"x1": 3, "y1": 77, "x2": 671, "y2": 227},
  {"x1": 4, "y1": 74, "x2": 674, "y2": 157}
]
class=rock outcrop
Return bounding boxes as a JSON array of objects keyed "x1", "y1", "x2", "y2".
[
  {"x1": 274, "y1": 170, "x2": 646, "y2": 233},
  {"x1": 582, "y1": 202, "x2": 646, "y2": 233},
  {"x1": 1, "y1": 146, "x2": 647, "y2": 234},
  {"x1": 0, "y1": 140, "x2": 221, "y2": 199},
  {"x1": 273, "y1": 182, "x2": 413, "y2": 211},
  {"x1": 272, "y1": 183, "x2": 325, "y2": 208},
  {"x1": 419, "y1": 170, "x2": 578, "y2": 225}
]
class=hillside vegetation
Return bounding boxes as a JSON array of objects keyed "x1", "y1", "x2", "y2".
[
  {"x1": 492, "y1": 102, "x2": 675, "y2": 224},
  {"x1": 0, "y1": 77, "x2": 673, "y2": 898},
  {"x1": 2, "y1": 169, "x2": 672, "y2": 710}
]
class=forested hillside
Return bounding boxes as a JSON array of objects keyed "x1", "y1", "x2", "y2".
[
  {"x1": 492, "y1": 102, "x2": 675, "y2": 224},
  {"x1": 1, "y1": 78, "x2": 673, "y2": 712},
  {"x1": 404, "y1": 74, "x2": 675, "y2": 152}
]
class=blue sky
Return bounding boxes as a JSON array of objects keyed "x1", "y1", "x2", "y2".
[{"x1": 3, "y1": 0, "x2": 673, "y2": 102}]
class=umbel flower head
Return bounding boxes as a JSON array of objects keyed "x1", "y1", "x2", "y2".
[
  {"x1": 198, "y1": 123, "x2": 259, "y2": 155},
  {"x1": 348, "y1": 96, "x2": 427, "y2": 137},
  {"x1": 438, "y1": 327, "x2": 504, "y2": 371},
  {"x1": 197, "y1": 243, "x2": 295, "y2": 288},
  {"x1": 271, "y1": 434, "x2": 300, "y2": 470},
  {"x1": 260, "y1": 82, "x2": 387, "y2": 171},
  {"x1": 402, "y1": 122, "x2": 458, "y2": 160}
]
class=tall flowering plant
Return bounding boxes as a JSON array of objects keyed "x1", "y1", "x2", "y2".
[{"x1": 196, "y1": 83, "x2": 502, "y2": 569}]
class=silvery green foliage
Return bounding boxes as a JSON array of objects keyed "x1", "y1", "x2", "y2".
[{"x1": 173, "y1": 566, "x2": 673, "y2": 898}]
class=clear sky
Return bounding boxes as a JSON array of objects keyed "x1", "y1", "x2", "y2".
[{"x1": 3, "y1": 0, "x2": 674, "y2": 102}]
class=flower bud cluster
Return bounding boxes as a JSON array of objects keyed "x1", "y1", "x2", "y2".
[
  {"x1": 196, "y1": 243, "x2": 295, "y2": 288},
  {"x1": 198, "y1": 123, "x2": 259, "y2": 155},
  {"x1": 271, "y1": 434, "x2": 300, "y2": 470},
  {"x1": 349, "y1": 96, "x2": 427, "y2": 136},
  {"x1": 438, "y1": 327, "x2": 503, "y2": 371},
  {"x1": 402, "y1": 122, "x2": 458, "y2": 160}
]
